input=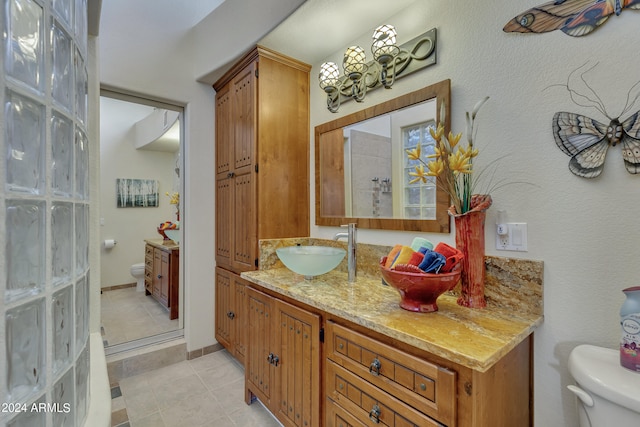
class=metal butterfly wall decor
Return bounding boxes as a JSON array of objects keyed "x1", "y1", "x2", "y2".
[
  {"x1": 552, "y1": 63, "x2": 640, "y2": 178},
  {"x1": 504, "y1": 0, "x2": 640, "y2": 37}
]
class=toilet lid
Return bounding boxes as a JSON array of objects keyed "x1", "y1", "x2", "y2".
[{"x1": 569, "y1": 345, "x2": 640, "y2": 413}]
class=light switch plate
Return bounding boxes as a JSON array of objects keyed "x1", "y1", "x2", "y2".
[{"x1": 496, "y1": 223, "x2": 528, "y2": 251}]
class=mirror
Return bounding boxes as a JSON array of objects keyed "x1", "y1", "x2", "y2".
[{"x1": 315, "y1": 79, "x2": 451, "y2": 232}]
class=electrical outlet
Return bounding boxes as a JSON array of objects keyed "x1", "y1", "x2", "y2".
[{"x1": 496, "y1": 223, "x2": 528, "y2": 251}]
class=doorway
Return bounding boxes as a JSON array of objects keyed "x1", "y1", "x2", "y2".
[{"x1": 99, "y1": 89, "x2": 184, "y2": 355}]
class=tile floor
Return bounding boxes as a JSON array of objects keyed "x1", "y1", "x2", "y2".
[
  {"x1": 111, "y1": 349, "x2": 281, "y2": 427},
  {"x1": 101, "y1": 286, "x2": 180, "y2": 346}
]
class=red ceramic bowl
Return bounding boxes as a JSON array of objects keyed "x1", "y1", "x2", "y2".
[
  {"x1": 379, "y1": 257, "x2": 461, "y2": 313},
  {"x1": 157, "y1": 227, "x2": 169, "y2": 240}
]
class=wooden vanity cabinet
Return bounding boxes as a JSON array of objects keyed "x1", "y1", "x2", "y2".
[
  {"x1": 214, "y1": 267, "x2": 247, "y2": 364},
  {"x1": 144, "y1": 242, "x2": 179, "y2": 320},
  {"x1": 325, "y1": 319, "x2": 532, "y2": 427},
  {"x1": 325, "y1": 321, "x2": 455, "y2": 426},
  {"x1": 246, "y1": 287, "x2": 321, "y2": 427},
  {"x1": 213, "y1": 46, "x2": 311, "y2": 364}
]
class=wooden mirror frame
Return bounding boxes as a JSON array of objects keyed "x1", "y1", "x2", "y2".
[{"x1": 315, "y1": 79, "x2": 451, "y2": 232}]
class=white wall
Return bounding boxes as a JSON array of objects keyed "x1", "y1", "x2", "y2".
[
  {"x1": 99, "y1": 98, "x2": 177, "y2": 288},
  {"x1": 307, "y1": 2, "x2": 640, "y2": 426}
]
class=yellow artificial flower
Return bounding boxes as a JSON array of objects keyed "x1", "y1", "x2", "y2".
[
  {"x1": 447, "y1": 131, "x2": 462, "y2": 149},
  {"x1": 429, "y1": 123, "x2": 444, "y2": 141},
  {"x1": 409, "y1": 164, "x2": 428, "y2": 184},
  {"x1": 165, "y1": 192, "x2": 180, "y2": 205},
  {"x1": 449, "y1": 150, "x2": 472, "y2": 174},
  {"x1": 405, "y1": 97, "x2": 490, "y2": 214},
  {"x1": 426, "y1": 158, "x2": 445, "y2": 176},
  {"x1": 405, "y1": 144, "x2": 421, "y2": 161}
]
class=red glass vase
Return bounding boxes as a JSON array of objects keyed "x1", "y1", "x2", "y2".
[{"x1": 450, "y1": 195, "x2": 492, "y2": 309}]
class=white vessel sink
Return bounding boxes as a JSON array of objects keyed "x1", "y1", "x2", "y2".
[
  {"x1": 276, "y1": 246, "x2": 346, "y2": 279},
  {"x1": 164, "y1": 229, "x2": 180, "y2": 243}
]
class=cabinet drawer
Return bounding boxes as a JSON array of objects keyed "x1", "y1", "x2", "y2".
[
  {"x1": 326, "y1": 360, "x2": 444, "y2": 427},
  {"x1": 326, "y1": 398, "x2": 366, "y2": 427},
  {"x1": 326, "y1": 321, "x2": 455, "y2": 426},
  {"x1": 145, "y1": 244, "x2": 153, "y2": 258}
]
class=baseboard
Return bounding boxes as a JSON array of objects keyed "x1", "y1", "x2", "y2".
[
  {"x1": 101, "y1": 282, "x2": 136, "y2": 292},
  {"x1": 187, "y1": 343, "x2": 224, "y2": 360}
]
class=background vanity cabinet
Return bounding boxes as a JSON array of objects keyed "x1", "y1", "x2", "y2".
[
  {"x1": 245, "y1": 287, "x2": 321, "y2": 427},
  {"x1": 214, "y1": 267, "x2": 247, "y2": 364},
  {"x1": 213, "y1": 46, "x2": 311, "y2": 363},
  {"x1": 144, "y1": 241, "x2": 179, "y2": 320}
]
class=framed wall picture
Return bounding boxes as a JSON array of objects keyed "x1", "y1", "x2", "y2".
[{"x1": 116, "y1": 178, "x2": 159, "y2": 207}]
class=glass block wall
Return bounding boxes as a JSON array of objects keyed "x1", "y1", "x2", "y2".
[{"x1": 1, "y1": 0, "x2": 90, "y2": 426}]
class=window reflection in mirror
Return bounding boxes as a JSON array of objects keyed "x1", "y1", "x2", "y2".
[{"x1": 315, "y1": 79, "x2": 451, "y2": 232}]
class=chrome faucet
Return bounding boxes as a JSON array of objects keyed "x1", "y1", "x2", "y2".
[{"x1": 334, "y1": 223, "x2": 357, "y2": 282}]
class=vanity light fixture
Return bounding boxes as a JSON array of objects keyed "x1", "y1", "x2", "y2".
[{"x1": 319, "y1": 26, "x2": 437, "y2": 113}]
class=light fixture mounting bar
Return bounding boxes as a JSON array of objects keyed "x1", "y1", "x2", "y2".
[{"x1": 325, "y1": 27, "x2": 437, "y2": 112}]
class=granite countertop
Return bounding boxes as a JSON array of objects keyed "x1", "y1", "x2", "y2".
[
  {"x1": 241, "y1": 238, "x2": 544, "y2": 373},
  {"x1": 145, "y1": 238, "x2": 179, "y2": 250}
]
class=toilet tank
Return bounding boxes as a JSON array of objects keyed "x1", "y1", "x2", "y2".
[{"x1": 568, "y1": 345, "x2": 640, "y2": 427}]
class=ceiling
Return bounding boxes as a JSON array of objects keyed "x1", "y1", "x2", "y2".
[
  {"x1": 97, "y1": 0, "x2": 419, "y2": 80},
  {"x1": 258, "y1": 0, "x2": 418, "y2": 65},
  {"x1": 100, "y1": 97, "x2": 180, "y2": 152}
]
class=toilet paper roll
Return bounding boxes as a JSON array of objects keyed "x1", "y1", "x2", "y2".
[{"x1": 104, "y1": 239, "x2": 116, "y2": 249}]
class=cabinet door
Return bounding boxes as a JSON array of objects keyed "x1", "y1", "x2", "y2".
[
  {"x1": 215, "y1": 177, "x2": 232, "y2": 267},
  {"x1": 273, "y1": 299, "x2": 321, "y2": 427},
  {"x1": 215, "y1": 84, "x2": 232, "y2": 177},
  {"x1": 232, "y1": 172, "x2": 256, "y2": 272},
  {"x1": 230, "y1": 61, "x2": 257, "y2": 272},
  {"x1": 246, "y1": 287, "x2": 274, "y2": 406},
  {"x1": 152, "y1": 249, "x2": 162, "y2": 298},
  {"x1": 232, "y1": 62, "x2": 256, "y2": 173},
  {"x1": 159, "y1": 251, "x2": 170, "y2": 306},
  {"x1": 215, "y1": 267, "x2": 233, "y2": 350},
  {"x1": 233, "y1": 276, "x2": 248, "y2": 364}
]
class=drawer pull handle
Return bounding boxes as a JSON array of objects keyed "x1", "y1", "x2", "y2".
[
  {"x1": 420, "y1": 383, "x2": 427, "y2": 391},
  {"x1": 267, "y1": 353, "x2": 279, "y2": 367},
  {"x1": 369, "y1": 404, "x2": 381, "y2": 423},
  {"x1": 369, "y1": 358, "x2": 381, "y2": 376}
]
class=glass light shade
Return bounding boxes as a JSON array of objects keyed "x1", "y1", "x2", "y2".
[
  {"x1": 319, "y1": 62, "x2": 339, "y2": 89},
  {"x1": 372, "y1": 24, "x2": 398, "y2": 59},
  {"x1": 343, "y1": 46, "x2": 366, "y2": 74}
]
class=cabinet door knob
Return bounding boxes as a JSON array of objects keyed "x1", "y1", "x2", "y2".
[
  {"x1": 227, "y1": 311, "x2": 235, "y2": 319},
  {"x1": 368, "y1": 404, "x2": 381, "y2": 423},
  {"x1": 369, "y1": 358, "x2": 381, "y2": 376},
  {"x1": 157, "y1": 274, "x2": 163, "y2": 279}
]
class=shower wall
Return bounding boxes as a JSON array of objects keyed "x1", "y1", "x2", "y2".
[
  {"x1": 1, "y1": 0, "x2": 91, "y2": 426},
  {"x1": 349, "y1": 129, "x2": 392, "y2": 218}
]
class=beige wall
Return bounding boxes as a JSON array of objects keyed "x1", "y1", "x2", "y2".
[{"x1": 98, "y1": 100, "x2": 178, "y2": 288}]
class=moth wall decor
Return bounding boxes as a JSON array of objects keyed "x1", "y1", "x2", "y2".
[
  {"x1": 504, "y1": 0, "x2": 640, "y2": 37},
  {"x1": 552, "y1": 63, "x2": 640, "y2": 178}
]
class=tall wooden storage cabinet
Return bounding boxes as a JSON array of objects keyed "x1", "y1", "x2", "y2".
[{"x1": 213, "y1": 46, "x2": 311, "y2": 363}]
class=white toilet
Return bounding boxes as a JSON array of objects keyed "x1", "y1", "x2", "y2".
[
  {"x1": 130, "y1": 263, "x2": 146, "y2": 292},
  {"x1": 568, "y1": 344, "x2": 640, "y2": 426}
]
